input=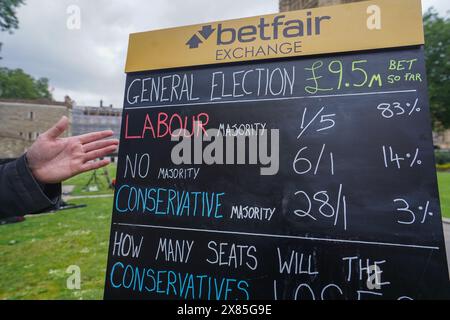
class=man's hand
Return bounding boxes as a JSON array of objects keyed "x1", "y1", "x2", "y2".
[{"x1": 26, "y1": 116, "x2": 119, "y2": 184}]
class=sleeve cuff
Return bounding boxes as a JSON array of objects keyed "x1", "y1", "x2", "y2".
[{"x1": 13, "y1": 154, "x2": 61, "y2": 215}]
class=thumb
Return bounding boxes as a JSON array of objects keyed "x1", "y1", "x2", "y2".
[{"x1": 44, "y1": 116, "x2": 69, "y2": 139}]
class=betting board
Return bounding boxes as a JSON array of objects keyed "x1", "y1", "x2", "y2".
[{"x1": 104, "y1": 0, "x2": 449, "y2": 300}]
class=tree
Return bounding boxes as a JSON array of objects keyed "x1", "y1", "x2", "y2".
[
  {"x1": 35, "y1": 77, "x2": 52, "y2": 100},
  {"x1": 0, "y1": 67, "x2": 53, "y2": 100},
  {"x1": 0, "y1": 0, "x2": 25, "y2": 57},
  {"x1": 0, "y1": 0, "x2": 24, "y2": 31},
  {"x1": 423, "y1": 8, "x2": 450, "y2": 131}
]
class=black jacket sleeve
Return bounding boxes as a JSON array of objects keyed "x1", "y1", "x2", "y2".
[{"x1": 0, "y1": 154, "x2": 61, "y2": 219}]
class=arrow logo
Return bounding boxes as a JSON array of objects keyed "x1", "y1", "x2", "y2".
[
  {"x1": 186, "y1": 25, "x2": 215, "y2": 49},
  {"x1": 186, "y1": 34, "x2": 203, "y2": 49},
  {"x1": 199, "y1": 25, "x2": 215, "y2": 40}
]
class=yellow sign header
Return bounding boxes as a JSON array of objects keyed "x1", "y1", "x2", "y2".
[{"x1": 125, "y1": 0, "x2": 424, "y2": 73}]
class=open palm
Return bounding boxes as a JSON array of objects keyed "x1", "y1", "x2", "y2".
[{"x1": 26, "y1": 116, "x2": 119, "y2": 184}]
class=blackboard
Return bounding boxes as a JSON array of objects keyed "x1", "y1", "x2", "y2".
[{"x1": 103, "y1": 45, "x2": 449, "y2": 300}]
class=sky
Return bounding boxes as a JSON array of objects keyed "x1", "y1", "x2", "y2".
[{"x1": 0, "y1": 0, "x2": 448, "y2": 109}]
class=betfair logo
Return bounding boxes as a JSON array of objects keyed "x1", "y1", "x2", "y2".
[
  {"x1": 186, "y1": 25, "x2": 215, "y2": 49},
  {"x1": 186, "y1": 13, "x2": 331, "y2": 49}
]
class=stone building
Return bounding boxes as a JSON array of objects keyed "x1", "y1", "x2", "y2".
[
  {"x1": 72, "y1": 101, "x2": 122, "y2": 140},
  {"x1": 71, "y1": 101, "x2": 122, "y2": 163},
  {"x1": 280, "y1": 0, "x2": 365, "y2": 11},
  {"x1": 0, "y1": 99, "x2": 72, "y2": 160}
]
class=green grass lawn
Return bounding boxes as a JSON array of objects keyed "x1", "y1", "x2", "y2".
[
  {"x1": 0, "y1": 197, "x2": 112, "y2": 300},
  {"x1": 438, "y1": 172, "x2": 450, "y2": 219},
  {"x1": 0, "y1": 169, "x2": 448, "y2": 300}
]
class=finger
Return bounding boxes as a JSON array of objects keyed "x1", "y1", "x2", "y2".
[
  {"x1": 80, "y1": 159, "x2": 111, "y2": 173},
  {"x1": 83, "y1": 139, "x2": 119, "y2": 153},
  {"x1": 83, "y1": 145, "x2": 118, "y2": 162},
  {"x1": 77, "y1": 130, "x2": 114, "y2": 144},
  {"x1": 44, "y1": 116, "x2": 69, "y2": 139}
]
